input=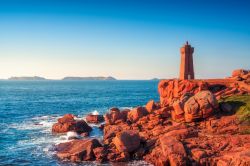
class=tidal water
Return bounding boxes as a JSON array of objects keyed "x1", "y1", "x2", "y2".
[{"x1": 0, "y1": 80, "x2": 159, "y2": 166}]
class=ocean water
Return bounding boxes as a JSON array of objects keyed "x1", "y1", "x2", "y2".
[{"x1": 0, "y1": 80, "x2": 159, "y2": 166}]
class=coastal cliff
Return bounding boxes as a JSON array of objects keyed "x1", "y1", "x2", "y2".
[{"x1": 52, "y1": 69, "x2": 250, "y2": 165}]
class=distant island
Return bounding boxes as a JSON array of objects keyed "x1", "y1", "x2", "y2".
[
  {"x1": 6, "y1": 76, "x2": 116, "y2": 81},
  {"x1": 0, "y1": 76, "x2": 159, "y2": 81},
  {"x1": 8, "y1": 76, "x2": 47, "y2": 81},
  {"x1": 62, "y1": 76, "x2": 116, "y2": 81},
  {"x1": 150, "y1": 78, "x2": 161, "y2": 81}
]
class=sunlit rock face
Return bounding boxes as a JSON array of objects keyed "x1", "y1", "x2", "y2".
[
  {"x1": 52, "y1": 69, "x2": 250, "y2": 165},
  {"x1": 158, "y1": 76, "x2": 250, "y2": 107},
  {"x1": 52, "y1": 114, "x2": 92, "y2": 134}
]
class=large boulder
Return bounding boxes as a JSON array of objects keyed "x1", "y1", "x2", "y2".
[
  {"x1": 103, "y1": 123, "x2": 131, "y2": 145},
  {"x1": 105, "y1": 108, "x2": 129, "y2": 125},
  {"x1": 55, "y1": 139, "x2": 102, "y2": 162},
  {"x1": 171, "y1": 93, "x2": 192, "y2": 122},
  {"x1": 113, "y1": 130, "x2": 141, "y2": 153},
  {"x1": 127, "y1": 107, "x2": 148, "y2": 123},
  {"x1": 184, "y1": 90, "x2": 218, "y2": 122},
  {"x1": 52, "y1": 114, "x2": 92, "y2": 134},
  {"x1": 160, "y1": 135, "x2": 187, "y2": 166}
]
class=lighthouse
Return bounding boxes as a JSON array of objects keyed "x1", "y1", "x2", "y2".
[{"x1": 179, "y1": 41, "x2": 195, "y2": 80}]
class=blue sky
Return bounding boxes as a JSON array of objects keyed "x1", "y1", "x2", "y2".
[{"x1": 0, "y1": 0, "x2": 249, "y2": 79}]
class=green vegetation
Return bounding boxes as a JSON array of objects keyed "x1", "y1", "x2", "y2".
[
  {"x1": 219, "y1": 95, "x2": 250, "y2": 124},
  {"x1": 219, "y1": 95, "x2": 250, "y2": 134}
]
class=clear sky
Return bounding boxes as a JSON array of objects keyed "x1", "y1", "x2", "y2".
[{"x1": 0, "y1": 0, "x2": 249, "y2": 79}]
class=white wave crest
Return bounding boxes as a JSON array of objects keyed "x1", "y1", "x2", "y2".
[{"x1": 92, "y1": 110, "x2": 99, "y2": 115}]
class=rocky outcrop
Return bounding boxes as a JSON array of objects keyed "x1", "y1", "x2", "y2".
[
  {"x1": 170, "y1": 90, "x2": 218, "y2": 122},
  {"x1": 52, "y1": 114, "x2": 92, "y2": 134},
  {"x1": 52, "y1": 70, "x2": 250, "y2": 165},
  {"x1": 53, "y1": 99, "x2": 250, "y2": 165},
  {"x1": 184, "y1": 133, "x2": 250, "y2": 165},
  {"x1": 159, "y1": 77, "x2": 250, "y2": 105},
  {"x1": 55, "y1": 139, "x2": 102, "y2": 162},
  {"x1": 232, "y1": 69, "x2": 250, "y2": 80},
  {"x1": 158, "y1": 79, "x2": 208, "y2": 107}
]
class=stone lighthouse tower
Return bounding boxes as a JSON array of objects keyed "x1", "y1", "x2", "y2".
[{"x1": 179, "y1": 41, "x2": 195, "y2": 80}]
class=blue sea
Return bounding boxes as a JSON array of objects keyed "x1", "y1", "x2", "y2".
[{"x1": 0, "y1": 80, "x2": 159, "y2": 166}]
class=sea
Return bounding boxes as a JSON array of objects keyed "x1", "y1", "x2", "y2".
[{"x1": 0, "y1": 80, "x2": 159, "y2": 166}]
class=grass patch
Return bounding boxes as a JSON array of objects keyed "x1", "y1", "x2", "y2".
[{"x1": 219, "y1": 95, "x2": 250, "y2": 124}]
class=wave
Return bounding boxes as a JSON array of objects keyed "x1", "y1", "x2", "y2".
[
  {"x1": 3, "y1": 110, "x2": 151, "y2": 165},
  {"x1": 7, "y1": 113, "x2": 104, "y2": 156}
]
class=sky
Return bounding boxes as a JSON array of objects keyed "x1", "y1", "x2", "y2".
[{"x1": 0, "y1": 0, "x2": 250, "y2": 80}]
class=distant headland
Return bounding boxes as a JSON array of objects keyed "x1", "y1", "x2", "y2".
[
  {"x1": 8, "y1": 76, "x2": 47, "y2": 81},
  {"x1": 1, "y1": 76, "x2": 163, "y2": 81},
  {"x1": 5, "y1": 76, "x2": 117, "y2": 81},
  {"x1": 62, "y1": 76, "x2": 116, "y2": 81}
]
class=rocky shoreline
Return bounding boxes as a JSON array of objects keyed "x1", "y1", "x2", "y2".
[{"x1": 51, "y1": 69, "x2": 250, "y2": 165}]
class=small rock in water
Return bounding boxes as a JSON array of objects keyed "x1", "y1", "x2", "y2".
[{"x1": 52, "y1": 114, "x2": 92, "y2": 134}]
